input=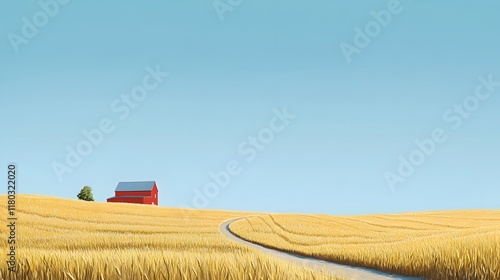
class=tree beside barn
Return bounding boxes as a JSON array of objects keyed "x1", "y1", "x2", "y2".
[{"x1": 77, "y1": 186, "x2": 94, "y2": 201}]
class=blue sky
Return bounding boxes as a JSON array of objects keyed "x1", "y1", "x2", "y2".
[{"x1": 1, "y1": 1, "x2": 499, "y2": 214}]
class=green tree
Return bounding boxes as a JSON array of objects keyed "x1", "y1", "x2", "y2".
[{"x1": 77, "y1": 186, "x2": 94, "y2": 201}]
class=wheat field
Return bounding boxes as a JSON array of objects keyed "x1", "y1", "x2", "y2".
[
  {"x1": 2, "y1": 195, "x2": 498, "y2": 280},
  {"x1": 0, "y1": 195, "x2": 336, "y2": 280},
  {"x1": 230, "y1": 211, "x2": 500, "y2": 280}
]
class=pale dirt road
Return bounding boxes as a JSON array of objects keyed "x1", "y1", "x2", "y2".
[{"x1": 220, "y1": 218, "x2": 426, "y2": 280}]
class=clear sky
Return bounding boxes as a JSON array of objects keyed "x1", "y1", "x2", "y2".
[{"x1": 1, "y1": 1, "x2": 499, "y2": 214}]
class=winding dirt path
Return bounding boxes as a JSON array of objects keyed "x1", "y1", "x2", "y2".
[{"x1": 220, "y1": 218, "x2": 426, "y2": 280}]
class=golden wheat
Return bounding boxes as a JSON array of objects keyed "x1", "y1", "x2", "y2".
[
  {"x1": 0, "y1": 195, "x2": 336, "y2": 280},
  {"x1": 230, "y1": 211, "x2": 500, "y2": 280}
]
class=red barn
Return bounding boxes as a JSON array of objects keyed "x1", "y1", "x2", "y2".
[{"x1": 107, "y1": 181, "x2": 158, "y2": 205}]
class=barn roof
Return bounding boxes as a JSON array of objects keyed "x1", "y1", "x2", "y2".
[{"x1": 115, "y1": 181, "x2": 156, "y2": 192}]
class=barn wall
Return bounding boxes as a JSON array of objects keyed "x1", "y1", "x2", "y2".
[
  {"x1": 143, "y1": 196, "x2": 157, "y2": 205},
  {"x1": 107, "y1": 197, "x2": 145, "y2": 204},
  {"x1": 151, "y1": 185, "x2": 158, "y2": 205},
  {"x1": 115, "y1": 191, "x2": 151, "y2": 197}
]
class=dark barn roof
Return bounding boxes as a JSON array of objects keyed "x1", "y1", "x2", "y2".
[{"x1": 115, "y1": 181, "x2": 156, "y2": 192}]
